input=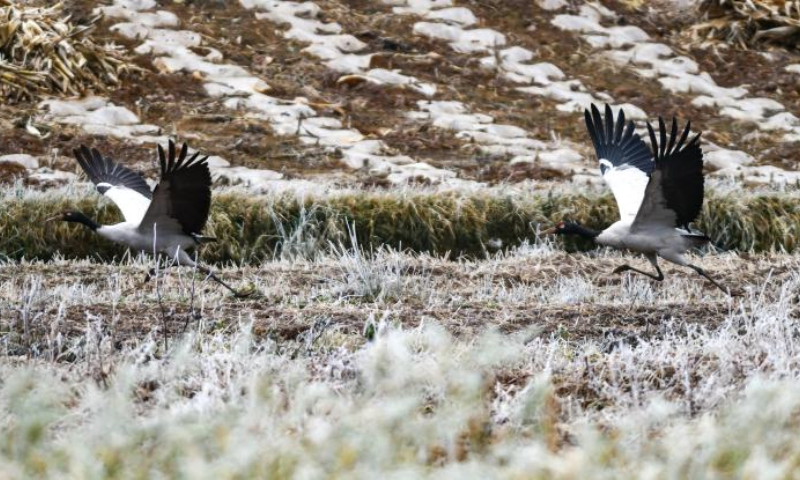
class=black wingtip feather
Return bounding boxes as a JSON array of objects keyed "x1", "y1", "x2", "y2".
[
  {"x1": 149, "y1": 140, "x2": 213, "y2": 236},
  {"x1": 645, "y1": 114, "x2": 705, "y2": 228},
  {"x1": 72, "y1": 144, "x2": 152, "y2": 200},
  {"x1": 168, "y1": 140, "x2": 176, "y2": 172},
  {"x1": 157, "y1": 143, "x2": 167, "y2": 175},
  {"x1": 667, "y1": 117, "x2": 678, "y2": 155},
  {"x1": 646, "y1": 121, "x2": 658, "y2": 159},
  {"x1": 178, "y1": 142, "x2": 188, "y2": 166},
  {"x1": 591, "y1": 104, "x2": 604, "y2": 146},
  {"x1": 584, "y1": 103, "x2": 654, "y2": 176},
  {"x1": 613, "y1": 108, "x2": 625, "y2": 145}
]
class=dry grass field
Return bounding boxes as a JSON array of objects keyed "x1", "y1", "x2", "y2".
[{"x1": 2, "y1": 243, "x2": 799, "y2": 477}]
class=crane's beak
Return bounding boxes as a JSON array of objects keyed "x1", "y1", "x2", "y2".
[
  {"x1": 45, "y1": 215, "x2": 62, "y2": 223},
  {"x1": 542, "y1": 226, "x2": 557, "y2": 235}
]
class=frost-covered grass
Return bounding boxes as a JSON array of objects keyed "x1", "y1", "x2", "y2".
[
  {"x1": 4, "y1": 180, "x2": 800, "y2": 263},
  {"x1": 1, "y1": 241, "x2": 800, "y2": 477}
]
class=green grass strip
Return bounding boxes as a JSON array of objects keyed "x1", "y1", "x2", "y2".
[{"x1": 2, "y1": 188, "x2": 797, "y2": 263}]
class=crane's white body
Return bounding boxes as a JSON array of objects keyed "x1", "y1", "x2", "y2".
[
  {"x1": 96, "y1": 220, "x2": 197, "y2": 266},
  {"x1": 596, "y1": 220, "x2": 692, "y2": 267}
]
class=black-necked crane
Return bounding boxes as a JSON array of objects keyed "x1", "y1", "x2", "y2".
[
  {"x1": 48, "y1": 140, "x2": 251, "y2": 298},
  {"x1": 545, "y1": 103, "x2": 734, "y2": 295}
]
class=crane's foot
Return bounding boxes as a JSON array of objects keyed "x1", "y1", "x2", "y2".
[
  {"x1": 232, "y1": 288, "x2": 256, "y2": 299},
  {"x1": 143, "y1": 267, "x2": 157, "y2": 283},
  {"x1": 688, "y1": 264, "x2": 739, "y2": 297},
  {"x1": 227, "y1": 281, "x2": 258, "y2": 299},
  {"x1": 612, "y1": 263, "x2": 664, "y2": 281},
  {"x1": 205, "y1": 271, "x2": 257, "y2": 299}
]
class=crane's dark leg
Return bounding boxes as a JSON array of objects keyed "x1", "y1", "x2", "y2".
[
  {"x1": 195, "y1": 264, "x2": 253, "y2": 298},
  {"x1": 144, "y1": 265, "x2": 174, "y2": 283},
  {"x1": 144, "y1": 255, "x2": 174, "y2": 282},
  {"x1": 612, "y1": 253, "x2": 664, "y2": 281},
  {"x1": 687, "y1": 264, "x2": 738, "y2": 296},
  {"x1": 169, "y1": 250, "x2": 253, "y2": 298}
]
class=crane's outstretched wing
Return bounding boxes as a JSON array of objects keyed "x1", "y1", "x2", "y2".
[
  {"x1": 584, "y1": 104, "x2": 654, "y2": 222},
  {"x1": 632, "y1": 117, "x2": 703, "y2": 232},
  {"x1": 74, "y1": 145, "x2": 152, "y2": 224},
  {"x1": 139, "y1": 140, "x2": 211, "y2": 237}
]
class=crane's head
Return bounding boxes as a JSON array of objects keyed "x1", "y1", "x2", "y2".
[
  {"x1": 46, "y1": 210, "x2": 100, "y2": 231},
  {"x1": 544, "y1": 221, "x2": 575, "y2": 235},
  {"x1": 543, "y1": 221, "x2": 599, "y2": 239}
]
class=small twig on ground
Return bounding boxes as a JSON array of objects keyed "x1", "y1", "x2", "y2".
[
  {"x1": 19, "y1": 277, "x2": 43, "y2": 358},
  {"x1": 152, "y1": 227, "x2": 170, "y2": 351},
  {"x1": 155, "y1": 256, "x2": 170, "y2": 351},
  {"x1": 183, "y1": 251, "x2": 202, "y2": 334},
  {"x1": 291, "y1": 317, "x2": 333, "y2": 359}
]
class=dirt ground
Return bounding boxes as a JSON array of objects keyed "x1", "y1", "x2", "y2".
[
  {"x1": 1, "y1": 249, "x2": 789, "y2": 353},
  {"x1": 3, "y1": 0, "x2": 799, "y2": 188}
]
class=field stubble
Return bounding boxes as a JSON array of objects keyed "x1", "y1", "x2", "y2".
[{"x1": 1, "y1": 232, "x2": 800, "y2": 477}]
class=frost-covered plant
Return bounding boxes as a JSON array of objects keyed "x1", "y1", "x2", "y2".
[{"x1": 2, "y1": 243, "x2": 800, "y2": 477}]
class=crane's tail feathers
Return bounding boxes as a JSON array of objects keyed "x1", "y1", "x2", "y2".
[
  {"x1": 681, "y1": 233, "x2": 711, "y2": 248},
  {"x1": 191, "y1": 234, "x2": 217, "y2": 244}
]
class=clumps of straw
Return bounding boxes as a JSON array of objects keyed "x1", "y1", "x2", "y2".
[
  {"x1": 0, "y1": 2, "x2": 134, "y2": 101},
  {"x1": 694, "y1": 0, "x2": 800, "y2": 49}
]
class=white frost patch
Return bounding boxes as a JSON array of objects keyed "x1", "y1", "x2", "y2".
[
  {"x1": 386, "y1": 162, "x2": 457, "y2": 183},
  {"x1": 336, "y1": 69, "x2": 438, "y2": 97},
  {"x1": 553, "y1": 7, "x2": 800, "y2": 143},
  {"x1": 213, "y1": 166, "x2": 284, "y2": 189},
  {"x1": 786, "y1": 64, "x2": 800, "y2": 74},
  {"x1": 413, "y1": 22, "x2": 506, "y2": 53},
  {"x1": 243, "y1": 0, "x2": 436, "y2": 97},
  {"x1": 389, "y1": 0, "x2": 454, "y2": 14},
  {"x1": 389, "y1": 0, "x2": 645, "y2": 119},
  {"x1": 205, "y1": 156, "x2": 231, "y2": 169},
  {"x1": 409, "y1": 101, "x2": 590, "y2": 175},
  {"x1": 0, "y1": 154, "x2": 39, "y2": 170},
  {"x1": 511, "y1": 147, "x2": 591, "y2": 175},
  {"x1": 100, "y1": 6, "x2": 177, "y2": 27},
  {"x1": 712, "y1": 165, "x2": 800, "y2": 185},
  {"x1": 704, "y1": 147, "x2": 755, "y2": 170},
  {"x1": 425, "y1": 7, "x2": 476, "y2": 26},
  {"x1": 536, "y1": 0, "x2": 568, "y2": 10},
  {"x1": 95, "y1": 0, "x2": 459, "y2": 186},
  {"x1": 28, "y1": 168, "x2": 77, "y2": 184},
  {"x1": 480, "y1": 47, "x2": 565, "y2": 85},
  {"x1": 39, "y1": 96, "x2": 166, "y2": 144}
]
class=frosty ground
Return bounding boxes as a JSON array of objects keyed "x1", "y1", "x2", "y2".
[{"x1": 2, "y1": 238, "x2": 800, "y2": 477}]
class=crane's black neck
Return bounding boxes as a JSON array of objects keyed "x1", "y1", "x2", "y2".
[
  {"x1": 560, "y1": 222, "x2": 600, "y2": 239},
  {"x1": 65, "y1": 211, "x2": 100, "y2": 231}
]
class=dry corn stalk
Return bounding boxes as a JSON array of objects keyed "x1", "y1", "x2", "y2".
[
  {"x1": 0, "y1": 2, "x2": 134, "y2": 101},
  {"x1": 694, "y1": 0, "x2": 800, "y2": 49}
]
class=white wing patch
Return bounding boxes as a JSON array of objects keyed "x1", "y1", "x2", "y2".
[
  {"x1": 631, "y1": 170, "x2": 677, "y2": 232},
  {"x1": 103, "y1": 185, "x2": 151, "y2": 224},
  {"x1": 600, "y1": 159, "x2": 650, "y2": 221}
]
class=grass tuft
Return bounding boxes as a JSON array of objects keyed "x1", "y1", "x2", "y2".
[{"x1": 3, "y1": 185, "x2": 800, "y2": 263}]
